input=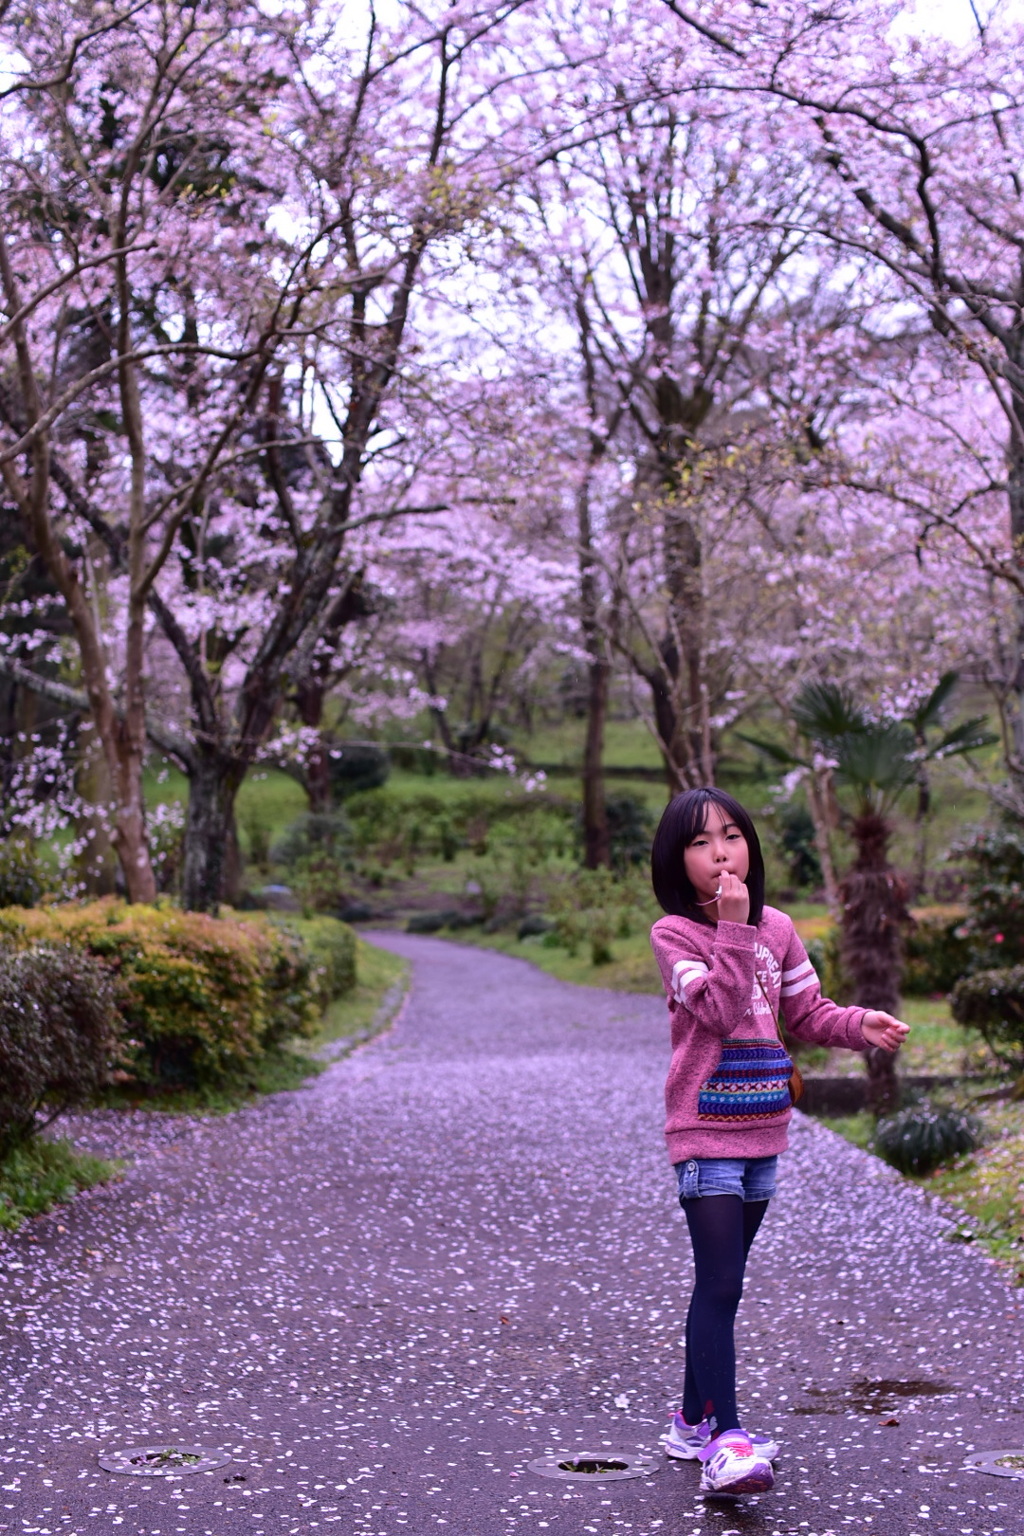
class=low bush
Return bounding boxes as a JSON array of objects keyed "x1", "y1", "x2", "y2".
[
  {"x1": 902, "y1": 907, "x2": 972, "y2": 995},
  {"x1": 0, "y1": 835, "x2": 43, "y2": 908},
  {"x1": 0, "y1": 942, "x2": 118, "y2": 1151},
  {"x1": 285, "y1": 916, "x2": 357, "y2": 1010},
  {"x1": 0, "y1": 901, "x2": 320, "y2": 1091},
  {"x1": 603, "y1": 794, "x2": 656, "y2": 872},
  {"x1": 873, "y1": 1100, "x2": 980, "y2": 1175},
  {"x1": 269, "y1": 811, "x2": 356, "y2": 914},
  {"x1": 949, "y1": 823, "x2": 1024, "y2": 969},
  {"x1": 327, "y1": 740, "x2": 390, "y2": 798},
  {"x1": 803, "y1": 926, "x2": 851, "y2": 1006},
  {"x1": 776, "y1": 803, "x2": 823, "y2": 889},
  {"x1": 949, "y1": 965, "x2": 1024, "y2": 1069},
  {"x1": 344, "y1": 787, "x2": 575, "y2": 873}
]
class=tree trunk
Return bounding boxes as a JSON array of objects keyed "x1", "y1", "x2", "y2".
[
  {"x1": 806, "y1": 761, "x2": 841, "y2": 915},
  {"x1": 75, "y1": 727, "x2": 117, "y2": 896},
  {"x1": 108, "y1": 727, "x2": 157, "y2": 904},
  {"x1": 838, "y1": 810, "x2": 909, "y2": 1113},
  {"x1": 577, "y1": 467, "x2": 610, "y2": 868},
  {"x1": 296, "y1": 677, "x2": 332, "y2": 813},
  {"x1": 181, "y1": 750, "x2": 243, "y2": 913},
  {"x1": 1007, "y1": 388, "x2": 1024, "y2": 796},
  {"x1": 582, "y1": 654, "x2": 611, "y2": 868}
]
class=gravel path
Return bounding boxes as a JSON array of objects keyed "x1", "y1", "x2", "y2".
[{"x1": 2, "y1": 932, "x2": 1023, "y2": 1536}]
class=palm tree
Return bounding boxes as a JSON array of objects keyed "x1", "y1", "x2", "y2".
[{"x1": 745, "y1": 677, "x2": 993, "y2": 1110}]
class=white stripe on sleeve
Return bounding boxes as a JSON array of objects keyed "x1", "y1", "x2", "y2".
[
  {"x1": 780, "y1": 971, "x2": 818, "y2": 998},
  {"x1": 671, "y1": 959, "x2": 709, "y2": 1002},
  {"x1": 782, "y1": 960, "x2": 814, "y2": 982}
]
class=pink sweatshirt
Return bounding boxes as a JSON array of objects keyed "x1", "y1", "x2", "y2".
[{"x1": 651, "y1": 906, "x2": 867, "y2": 1163}]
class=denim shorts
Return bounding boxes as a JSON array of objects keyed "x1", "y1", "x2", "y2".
[{"x1": 675, "y1": 1154, "x2": 778, "y2": 1204}]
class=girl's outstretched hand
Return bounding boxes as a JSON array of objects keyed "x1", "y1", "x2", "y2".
[{"x1": 861, "y1": 1011, "x2": 910, "y2": 1053}]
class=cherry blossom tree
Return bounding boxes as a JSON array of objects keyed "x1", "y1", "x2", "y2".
[{"x1": 0, "y1": 0, "x2": 600, "y2": 909}]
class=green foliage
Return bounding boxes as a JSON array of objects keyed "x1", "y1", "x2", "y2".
[
  {"x1": 283, "y1": 916, "x2": 357, "y2": 1009},
  {"x1": 328, "y1": 741, "x2": 390, "y2": 798},
  {"x1": 873, "y1": 1100, "x2": 980, "y2": 1175},
  {"x1": 950, "y1": 965, "x2": 1024, "y2": 1069},
  {"x1": 804, "y1": 926, "x2": 851, "y2": 1006},
  {"x1": 950, "y1": 823, "x2": 1024, "y2": 970},
  {"x1": 0, "y1": 1137, "x2": 119, "y2": 1230},
  {"x1": 776, "y1": 803, "x2": 823, "y2": 888},
  {"x1": 0, "y1": 901, "x2": 320, "y2": 1091},
  {"x1": 271, "y1": 811, "x2": 354, "y2": 914},
  {"x1": 0, "y1": 942, "x2": 118, "y2": 1151},
  {"x1": 746, "y1": 675, "x2": 994, "y2": 823},
  {"x1": 902, "y1": 910, "x2": 972, "y2": 995},
  {"x1": 603, "y1": 793, "x2": 656, "y2": 872},
  {"x1": 544, "y1": 866, "x2": 653, "y2": 966},
  {"x1": 344, "y1": 786, "x2": 575, "y2": 874},
  {"x1": 0, "y1": 835, "x2": 43, "y2": 907}
]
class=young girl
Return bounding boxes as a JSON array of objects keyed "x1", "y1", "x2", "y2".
[{"x1": 649, "y1": 787, "x2": 908, "y2": 1497}]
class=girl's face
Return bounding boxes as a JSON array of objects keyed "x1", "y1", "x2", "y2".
[{"x1": 683, "y1": 809, "x2": 750, "y2": 904}]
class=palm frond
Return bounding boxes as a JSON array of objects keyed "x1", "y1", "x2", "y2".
[
  {"x1": 735, "y1": 731, "x2": 806, "y2": 769},
  {"x1": 926, "y1": 715, "x2": 999, "y2": 760},
  {"x1": 791, "y1": 680, "x2": 867, "y2": 743},
  {"x1": 909, "y1": 670, "x2": 960, "y2": 732},
  {"x1": 833, "y1": 722, "x2": 917, "y2": 815}
]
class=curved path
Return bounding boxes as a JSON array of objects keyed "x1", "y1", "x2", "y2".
[{"x1": 1, "y1": 933, "x2": 1023, "y2": 1536}]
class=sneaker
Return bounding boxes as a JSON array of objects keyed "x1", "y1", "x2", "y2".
[
  {"x1": 661, "y1": 1412, "x2": 780, "y2": 1463},
  {"x1": 697, "y1": 1429, "x2": 775, "y2": 1495}
]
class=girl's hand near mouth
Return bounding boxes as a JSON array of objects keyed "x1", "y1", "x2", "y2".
[{"x1": 715, "y1": 870, "x2": 750, "y2": 925}]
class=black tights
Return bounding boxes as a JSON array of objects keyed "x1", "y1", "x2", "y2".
[{"x1": 680, "y1": 1195, "x2": 769, "y2": 1435}]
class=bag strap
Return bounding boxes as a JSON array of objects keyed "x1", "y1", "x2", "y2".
[
  {"x1": 754, "y1": 969, "x2": 804, "y2": 1104},
  {"x1": 753, "y1": 970, "x2": 784, "y2": 1045}
]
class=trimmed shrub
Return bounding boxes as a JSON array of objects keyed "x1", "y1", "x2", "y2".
[
  {"x1": 0, "y1": 836, "x2": 43, "y2": 908},
  {"x1": 604, "y1": 794, "x2": 655, "y2": 872},
  {"x1": 271, "y1": 810, "x2": 352, "y2": 867},
  {"x1": 874, "y1": 1101, "x2": 980, "y2": 1175},
  {"x1": 270, "y1": 811, "x2": 354, "y2": 915},
  {"x1": 0, "y1": 942, "x2": 118, "y2": 1151},
  {"x1": 777, "y1": 802, "x2": 823, "y2": 889},
  {"x1": 327, "y1": 741, "x2": 390, "y2": 798},
  {"x1": 902, "y1": 907, "x2": 972, "y2": 995},
  {"x1": 949, "y1": 823, "x2": 1024, "y2": 969},
  {"x1": 518, "y1": 914, "x2": 554, "y2": 939},
  {"x1": 249, "y1": 921, "x2": 319, "y2": 1049},
  {"x1": 286, "y1": 917, "x2": 357, "y2": 1010},
  {"x1": 949, "y1": 965, "x2": 1024, "y2": 1069},
  {"x1": 0, "y1": 901, "x2": 319, "y2": 1090}
]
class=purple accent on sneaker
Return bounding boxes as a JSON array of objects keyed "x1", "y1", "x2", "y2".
[
  {"x1": 661, "y1": 1412, "x2": 779, "y2": 1462},
  {"x1": 698, "y1": 1430, "x2": 775, "y2": 1496}
]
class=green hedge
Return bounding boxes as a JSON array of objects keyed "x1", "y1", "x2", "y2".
[
  {"x1": 0, "y1": 942, "x2": 118, "y2": 1151},
  {"x1": 275, "y1": 916, "x2": 357, "y2": 1012},
  {"x1": 0, "y1": 901, "x2": 326, "y2": 1091},
  {"x1": 950, "y1": 964, "x2": 1024, "y2": 1069},
  {"x1": 902, "y1": 908, "x2": 972, "y2": 995}
]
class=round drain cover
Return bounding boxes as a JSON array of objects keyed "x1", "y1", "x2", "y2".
[
  {"x1": 98, "y1": 1445, "x2": 233, "y2": 1476},
  {"x1": 527, "y1": 1451, "x2": 657, "y2": 1482},
  {"x1": 964, "y1": 1449, "x2": 1024, "y2": 1480}
]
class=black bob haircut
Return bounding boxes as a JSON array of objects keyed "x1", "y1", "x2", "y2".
[{"x1": 650, "y1": 786, "x2": 765, "y2": 927}]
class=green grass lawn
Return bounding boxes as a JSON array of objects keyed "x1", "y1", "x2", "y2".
[
  {"x1": 453, "y1": 925, "x2": 663, "y2": 994},
  {"x1": 0, "y1": 1138, "x2": 121, "y2": 1231}
]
